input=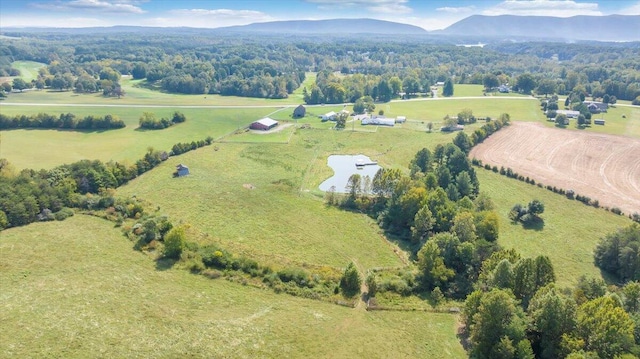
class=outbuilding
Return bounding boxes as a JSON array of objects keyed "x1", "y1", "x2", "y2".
[
  {"x1": 594, "y1": 119, "x2": 606, "y2": 125},
  {"x1": 293, "y1": 104, "x2": 306, "y2": 118},
  {"x1": 362, "y1": 116, "x2": 395, "y2": 126},
  {"x1": 250, "y1": 117, "x2": 279, "y2": 131},
  {"x1": 396, "y1": 116, "x2": 406, "y2": 123},
  {"x1": 321, "y1": 111, "x2": 337, "y2": 121},
  {"x1": 175, "y1": 164, "x2": 189, "y2": 177}
]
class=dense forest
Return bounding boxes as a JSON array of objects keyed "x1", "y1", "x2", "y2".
[{"x1": 1, "y1": 32, "x2": 639, "y2": 103}]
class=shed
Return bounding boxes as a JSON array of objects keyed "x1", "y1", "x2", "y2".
[
  {"x1": 321, "y1": 111, "x2": 337, "y2": 121},
  {"x1": 250, "y1": 117, "x2": 278, "y2": 131},
  {"x1": 362, "y1": 116, "x2": 395, "y2": 126},
  {"x1": 175, "y1": 164, "x2": 189, "y2": 177},
  {"x1": 396, "y1": 116, "x2": 406, "y2": 123},
  {"x1": 594, "y1": 119, "x2": 605, "y2": 125},
  {"x1": 293, "y1": 104, "x2": 306, "y2": 118}
]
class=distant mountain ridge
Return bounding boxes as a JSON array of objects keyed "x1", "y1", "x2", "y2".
[
  {"x1": 220, "y1": 18, "x2": 427, "y2": 35},
  {"x1": 438, "y1": 15, "x2": 640, "y2": 41}
]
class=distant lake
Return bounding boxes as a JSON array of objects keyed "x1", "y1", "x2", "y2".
[{"x1": 319, "y1": 155, "x2": 381, "y2": 193}]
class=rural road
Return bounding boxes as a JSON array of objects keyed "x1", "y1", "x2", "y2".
[{"x1": 0, "y1": 95, "x2": 540, "y2": 109}]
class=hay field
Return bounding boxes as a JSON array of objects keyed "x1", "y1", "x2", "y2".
[{"x1": 471, "y1": 122, "x2": 640, "y2": 215}]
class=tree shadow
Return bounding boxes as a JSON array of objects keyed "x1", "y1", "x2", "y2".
[
  {"x1": 522, "y1": 217, "x2": 545, "y2": 231},
  {"x1": 155, "y1": 257, "x2": 177, "y2": 271},
  {"x1": 382, "y1": 230, "x2": 420, "y2": 261}
]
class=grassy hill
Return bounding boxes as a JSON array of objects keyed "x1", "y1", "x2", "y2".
[
  {"x1": 477, "y1": 169, "x2": 633, "y2": 286},
  {"x1": 116, "y1": 125, "x2": 458, "y2": 268},
  {"x1": 0, "y1": 215, "x2": 465, "y2": 358}
]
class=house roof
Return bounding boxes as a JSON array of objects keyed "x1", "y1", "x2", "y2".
[
  {"x1": 177, "y1": 164, "x2": 188, "y2": 169},
  {"x1": 324, "y1": 111, "x2": 337, "y2": 117},
  {"x1": 254, "y1": 117, "x2": 278, "y2": 127}
]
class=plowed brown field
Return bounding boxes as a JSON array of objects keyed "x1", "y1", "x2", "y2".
[{"x1": 470, "y1": 122, "x2": 640, "y2": 215}]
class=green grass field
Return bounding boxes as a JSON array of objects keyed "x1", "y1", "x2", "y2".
[
  {"x1": 10, "y1": 61, "x2": 46, "y2": 82},
  {"x1": 381, "y1": 97, "x2": 545, "y2": 124},
  {"x1": 1, "y1": 106, "x2": 275, "y2": 170},
  {"x1": 0, "y1": 215, "x2": 465, "y2": 358},
  {"x1": 0, "y1": 77, "x2": 305, "y2": 107},
  {"x1": 477, "y1": 169, "x2": 633, "y2": 287}
]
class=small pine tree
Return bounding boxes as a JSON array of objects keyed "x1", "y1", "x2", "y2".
[
  {"x1": 340, "y1": 262, "x2": 362, "y2": 298},
  {"x1": 432, "y1": 286, "x2": 445, "y2": 306}
]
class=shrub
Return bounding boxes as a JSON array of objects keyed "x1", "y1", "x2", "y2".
[
  {"x1": 278, "y1": 267, "x2": 312, "y2": 287},
  {"x1": 54, "y1": 207, "x2": 74, "y2": 221},
  {"x1": 611, "y1": 207, "x2": 623, "y2": 215},
  {"x1": 163, "y1": 226, "x2": 186, "y2": 259}
]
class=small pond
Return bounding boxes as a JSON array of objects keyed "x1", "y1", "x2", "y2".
[{"x1": 319, "y1": 154, "x2": 382, "y2": 193}]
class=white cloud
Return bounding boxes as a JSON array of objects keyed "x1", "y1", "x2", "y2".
[
  {"x1": 146, "y1": 9, "x2": 275, "y2": 28},
  {"x1": 482, "y1": 0, "x2": 602, "y2": 17},
  {"x1": 0, "y1": 15, "x2": 112, "y2": 28},
  {"x1": 32, "y1": 0, "x2": 146, "y2": 14},
  {"x1": 306, "y1": 0, "x2": 412, "y2": 14},
  {"x1": 436, "y1": 6, "x2": 476, "y2": 14},
  {"x1": 617, "y1": 1, "x2": 640, "y2": 15}
]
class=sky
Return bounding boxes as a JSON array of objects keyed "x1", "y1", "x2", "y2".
[{"x1": 1, "y1": 0, "x2": 639, "y2": 31}]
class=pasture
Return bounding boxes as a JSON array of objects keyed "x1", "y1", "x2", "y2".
[
  {"x1": 10, "y1": 61, "x2": 46, "y2": 82},
  {"x1": 116, "y1": 123, "x2": 460, "y2": 268},
  {"x1": 477, "y1": 168, "x2": 633, "y2": 287},
  {"x1": 0, "y1": 106, "x2": 276, "y2": 170},
  {"x1": 0, "y1": 215, "x2": 465, "y2": 358},
  {"x1": 471, "y1": 121, "x2": 640, "y2": 215},
  {"x1": 0, "y1": 77, "x2": 302, "y2": 107},
  {"x1": 380, "y1": 97, "x2": 545, "y2": 124}
]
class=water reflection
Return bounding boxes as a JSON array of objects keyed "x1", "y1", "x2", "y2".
[{"x1": 319, "y1": 155, "x2": 382, "y2": 193}]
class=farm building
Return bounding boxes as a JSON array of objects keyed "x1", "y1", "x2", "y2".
[
  {"x1": 498, "y1": 85, "x2": 511, "y2": 93},
  {"x1": 594, "y1": 119, "x2": 606, "y2": 125},
  {"x1": 441, "y1": 124, "x2": 465, "y2": 132},
  {"x1": 250, "y1": 117, "x2": 278, "y2": 131},
  {"x1": 396, "y1": 116, "x2": 406, "y2": 123},
  {"x1": 556, "y1": 110, "x2": 580, "y2": 118},
  {"x1": 293, "y1": 104, "x2": 306, "y2": 118},
  {"x1": 321, "y1": 111, "x2": 337, "y2": 121},
  {"x1": 362, "y1": 116, "x2": 395, "y2": 126},
  {"x1": 584, "y1": 101, "x2": 608, "y2": 113},
  {"x1": 175, "y1": 164, "x2": 189, "y2": 177}
]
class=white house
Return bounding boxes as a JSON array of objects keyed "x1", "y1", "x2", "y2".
[{"x1": 395, "y1": 116, "x2": 406, "y2": 123}]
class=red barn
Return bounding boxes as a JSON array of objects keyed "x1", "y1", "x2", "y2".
[{"x1": 250, "y1": 117, "x2": 278, "y2": 131}]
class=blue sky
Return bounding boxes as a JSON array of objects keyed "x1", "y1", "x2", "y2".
[{"x1": 1, "y1": 0, "x2": 639, "y2": 30}]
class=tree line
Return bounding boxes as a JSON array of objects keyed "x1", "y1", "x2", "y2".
[
  {"x1": 0, "y1": 112, "x2": 125, "y2": 130},
  {"x1": 2, "y1": 32, "x2": 638, "y2": 101},
  {"x1": 0, "y1": 134, "x2": 213, "y2": 230}
]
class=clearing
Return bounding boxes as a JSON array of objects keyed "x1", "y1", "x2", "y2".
[{"x1": 471, "y1": 121, "x2": 640, "y2": 215}]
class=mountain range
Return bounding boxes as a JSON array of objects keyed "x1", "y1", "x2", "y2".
[
  {"x1": 3, "y1": 15, "x2": 639, "y2": 42},
  {"x1": 221, "y1": 18, "x2": 427, "y2": 35},
  {"x1": 436, "y1": 15, "x2": 640, "y2": 42}
]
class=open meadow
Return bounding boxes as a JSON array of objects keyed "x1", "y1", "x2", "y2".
[
  {"x1": 477, "y1": 169, "x2": 633, "y2": 287},
  {"x1": 2, "y1": 74, "x2": 640, "y2": 357},
  {"x1": 6, "y1": 61, "x2": 46, "y2": 82},
  {"x1": 0, "y1": 215, "x2": 465, "y2": 358}
]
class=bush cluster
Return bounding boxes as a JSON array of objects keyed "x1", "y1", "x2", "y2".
[{"x1": 138, "y1": 111, "x2": 187, "y2": 130}]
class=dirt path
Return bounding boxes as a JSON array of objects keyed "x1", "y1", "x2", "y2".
[{"x1": 470, "y1": 122, "x2": 640, "y2": 215}]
